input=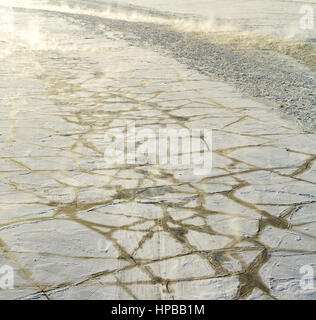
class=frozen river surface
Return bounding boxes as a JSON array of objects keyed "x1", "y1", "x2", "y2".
[{"x1": 0, "y1": 1, "x2": 315, "y2": 299}]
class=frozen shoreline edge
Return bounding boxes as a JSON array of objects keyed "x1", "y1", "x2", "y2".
[{"x1": 13, "y1": 5, "x2": 316, "y2": 132}]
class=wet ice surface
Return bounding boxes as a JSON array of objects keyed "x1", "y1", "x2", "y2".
[{"x1": 0, "y1": 9, "x2": 316, "y2": 300}]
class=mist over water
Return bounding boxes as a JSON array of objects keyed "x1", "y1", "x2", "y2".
[
  {"x1": 8, "y1": 0, "x2": 316, "y2": 42},
  {"x1": 8, "y1": 0, "x2": 316, "y2": 71},
  {"x1": 104, "y1": 0, "x2": 316, "y2": 41}
]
